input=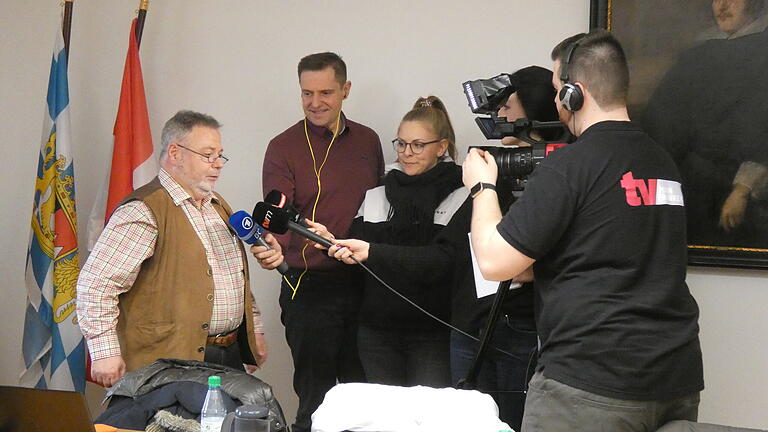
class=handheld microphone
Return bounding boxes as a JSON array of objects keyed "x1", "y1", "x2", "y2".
[
  {"x1": 265, "y1": 189, "x2": 309, "y2": 228},
  {"x1": 229, "y1": 210, "x2": 289, "y2": 275},
  {"x1": 252, "y1": 202, "x2": 334, "y2": 249}
]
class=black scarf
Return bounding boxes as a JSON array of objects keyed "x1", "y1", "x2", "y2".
[{"x1": 383, "y1": 161, "x2": 463, "y2": 245}]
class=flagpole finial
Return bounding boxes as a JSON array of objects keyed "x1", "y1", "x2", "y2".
[{"x1": 139, "y1": 0, "x2": 149, "y2": 11}]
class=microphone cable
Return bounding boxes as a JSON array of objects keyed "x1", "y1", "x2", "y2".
[
  {"x1": 255, "y1": 200, "x2": 536, "y2": 392},
  {"x1": 346, "y1": 254, "x2": 528, "y2": 363}
]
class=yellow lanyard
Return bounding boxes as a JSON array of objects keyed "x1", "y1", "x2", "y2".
[{"x1": 284, "y1": 111, "x2": 342, "y2": 299}]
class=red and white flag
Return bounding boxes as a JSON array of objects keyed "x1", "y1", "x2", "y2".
[{"x1": 87, "y1": 18, "x2": 156, "y2": 249}]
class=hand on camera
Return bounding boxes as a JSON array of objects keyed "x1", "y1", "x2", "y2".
[{"x1": 462, "y1": 148, "x2": 498, "y2": 190}]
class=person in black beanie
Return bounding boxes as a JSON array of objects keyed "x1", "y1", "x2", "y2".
[
  {"x1": 446, "y1": 65, "x2": 559, "y2": 431},
  {"x1": 313, "y1": 95, "x2": 465, "y2": 388}
]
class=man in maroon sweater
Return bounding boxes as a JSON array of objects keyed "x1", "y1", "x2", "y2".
[{"x1": 255, "y1": 52, "x2": 383, "y2": 432}]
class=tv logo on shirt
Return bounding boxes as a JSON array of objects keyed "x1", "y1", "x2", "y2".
[{"x1": 620, "y1": 171, "x2": 684, "y2": 207}]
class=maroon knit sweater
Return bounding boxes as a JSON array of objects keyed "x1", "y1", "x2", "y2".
[{"x1": 262, "y1": 115, "x2": 384, "y2": 271}]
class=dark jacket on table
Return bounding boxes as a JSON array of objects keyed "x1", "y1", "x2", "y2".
[{"x1": 96, "y1": 359, "x2": 287, "y2": 431}]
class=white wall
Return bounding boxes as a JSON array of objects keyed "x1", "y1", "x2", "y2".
[
  {"x1": 1, "y1": 1, "x2": 765, "y2": 429},
  {"x1": 688, "y1": 268, "x2": 768, "y2": 428}
]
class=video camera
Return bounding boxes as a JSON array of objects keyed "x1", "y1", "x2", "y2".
[
  {"x1": 462, "y1": 73, "x2": 516, "y2": 116},
  {"x1": 462, "y1": 74, "x2": 570, "y2": 180}
]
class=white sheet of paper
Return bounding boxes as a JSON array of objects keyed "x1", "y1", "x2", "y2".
[{"x1": 468, "y1": 232, "x2": 521, "y2": 298}]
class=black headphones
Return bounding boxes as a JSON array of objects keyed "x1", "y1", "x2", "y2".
[{"x1": 558, "y1": 40, "x2": 584, "y2": 112}]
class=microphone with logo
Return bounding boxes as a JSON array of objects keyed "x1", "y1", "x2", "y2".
[
  {"x1": 229, "y1": 210, "x2": 289, "y2": 275},
  {"x1": 264, "y1": 189, "x2": 309, "y2": 228},
  {"x1": 252, "y1": 202, "x2": 334, "y2": 249}
]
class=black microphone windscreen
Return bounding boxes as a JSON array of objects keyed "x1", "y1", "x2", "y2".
[
  {"x1": 265, "y1": 189, "x2": 308, "y2": 227},
  {"x1": 252, "y1": 202, "x2": 290, "y2": 235},
  {"x1": 265, "y1": 190, "x2": 287, "y2": 208}
]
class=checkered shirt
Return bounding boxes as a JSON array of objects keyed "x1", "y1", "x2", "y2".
[{"x1": 77, "y1": 169, "x2": 262, "y2": 361}]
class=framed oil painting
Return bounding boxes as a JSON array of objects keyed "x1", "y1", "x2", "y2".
[{"x1": 591, "y1": 0, "x2": 768, "y2": 268}]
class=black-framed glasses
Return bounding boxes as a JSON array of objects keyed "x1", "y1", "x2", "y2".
[
  {"x1": 391, "y1": 138, "x2": 441, "y2": 154},
  {"x1": 176, "y1": 143, "x2": 229, "y2": 165}
]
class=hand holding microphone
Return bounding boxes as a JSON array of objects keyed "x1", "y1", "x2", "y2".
[
  {"x1": 252, "y1": 202, "x2": 334, "y2": 246},
  {"x1": 251, "y1": 233, "x2": 286, "y2": 272},
  {"x1": 304, "y1": 220, "x2": 337, "y2": 248},
  {"x1": 327, "y1": 239, "x2": 370, "y2": 264},
  {"x1": 302, "y1": 219, "x2": 369, "y2": 264},
  {"x1": 253, "y1": 201, "x2": 367, "y2": 265},
  {"x1": 229, "y1": 210, "x2": 289, "y2": 274},
  {"x1": 252, "y1": 202, "x2": 368, "y2": 265}
]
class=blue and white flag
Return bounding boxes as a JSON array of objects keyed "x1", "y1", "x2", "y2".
[{"x1": 20, "y1": 21, "x2": 86, "y2": 393}]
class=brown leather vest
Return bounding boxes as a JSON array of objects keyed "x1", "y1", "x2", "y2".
[{"x1": 115, "y1": 177, "x2": 258, "y2": 371}]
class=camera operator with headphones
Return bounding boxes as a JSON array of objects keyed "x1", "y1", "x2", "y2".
[{"x1": 462, "y1": 30, "x2": 704, "y2": 431}]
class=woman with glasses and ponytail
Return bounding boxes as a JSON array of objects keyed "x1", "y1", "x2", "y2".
[{"x1": 311, "y1": 95, "x2": 465, "y2": 388}]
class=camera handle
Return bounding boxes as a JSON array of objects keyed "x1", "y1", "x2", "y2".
[{"x1": 456, "y1": 279, "x2": 513, "y2": 390}]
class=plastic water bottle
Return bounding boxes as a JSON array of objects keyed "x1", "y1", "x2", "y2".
[{"x1": 201, "y1": 375, "x2": 227, "y2": 432}]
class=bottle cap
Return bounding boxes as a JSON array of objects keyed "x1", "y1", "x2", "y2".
[{"x1": 208, "y1": 375, "x2": 221, "y2": 387}]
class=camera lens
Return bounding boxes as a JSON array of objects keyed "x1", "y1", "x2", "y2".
[
  {"x1": 471, "y1": 146, "x2": 534, "y2": 179},
  {"x1": 496, "y1": 147, "x2": 534, "y2": 179}
]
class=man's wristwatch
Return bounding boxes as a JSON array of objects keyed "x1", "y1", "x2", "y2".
[{"x1": 470, "y1": 182, "x2": 496, "y2": 199}]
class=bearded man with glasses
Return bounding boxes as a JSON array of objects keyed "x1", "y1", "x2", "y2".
[{"x1": 77, "y1": 110, "x2": 267, "y2": 388}]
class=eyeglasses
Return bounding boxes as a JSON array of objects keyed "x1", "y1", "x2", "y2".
[
  {"x1": 176, "y1": 143, "x2": 229, "y2": 165},
  {"x1": 391, "y1": 138, "x2": 441, "y2": 154}
]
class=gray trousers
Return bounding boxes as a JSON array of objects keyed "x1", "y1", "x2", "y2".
[
  {"x1": 521, "y1": 371, "x2": 700, "y2": 432},
  {"x1": 657, "y1": 421, "x2": 768, "y2": 432}
]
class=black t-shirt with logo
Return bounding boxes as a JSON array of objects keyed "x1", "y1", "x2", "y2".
[{"x1": 497, "y1": 121, "x2": 704, "y2": 400}]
